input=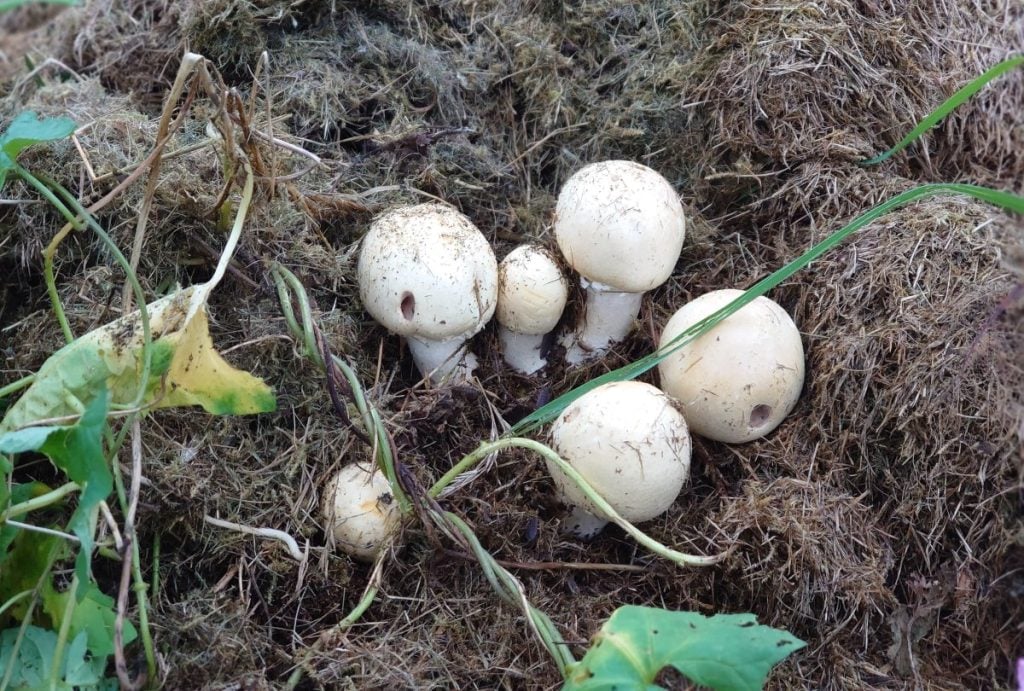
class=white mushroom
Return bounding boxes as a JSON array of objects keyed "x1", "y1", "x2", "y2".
[
  {"x1": 357, "y1": 203, "x2": 498, "y2": 383},
  {"x1": 545, "y1": 380, "x2": 691, "y2": 538},
  {"x1": 657, "y1": 289, "x2": 805, "y2": 443},
  {"x1": 322, "y1": 463, "x2": 400, "y2": 561},
  {"x1": 496, "y1": 245, "x2": 569, "y2": 374},
  {"x1": 554, "y1": 160, "x2": 686, "y2": 364}
]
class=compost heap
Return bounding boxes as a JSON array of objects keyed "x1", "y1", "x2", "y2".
[{"x1": 1, "y1": 0, "x2": 1021, "y2": 688}]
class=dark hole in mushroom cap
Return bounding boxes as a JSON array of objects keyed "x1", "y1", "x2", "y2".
[
  {"x1": 749, "y1": 404, "x2": 772, "y2": 428},
  {"x1": 401, "y1": 292, "x2": 415, "y2": 320}
]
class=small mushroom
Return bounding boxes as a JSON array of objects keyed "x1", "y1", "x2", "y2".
[
  {"x1": 545, "y1": 380, "x2": 691, "y2": 538},
  {"x1": 554, "y1": 160, "x2": 686, "y2": 363},
  {"x1": 322, "y1": 463, "x2": 400, "y2": 561},
  {"x1": 357, "y1": 203, "x2": 498, "y2": 383},
  {"x1": 496, "y1": 245, "x2": 569, "y2": 374},
  {"x1": 657, "y1": 289, "x2": 805, "y2": 443}
]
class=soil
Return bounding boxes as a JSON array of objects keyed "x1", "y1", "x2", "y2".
[{"x1": 1, "y1": 1, "x2": 1022, "y2": 689}]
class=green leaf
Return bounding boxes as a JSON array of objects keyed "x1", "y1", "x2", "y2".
[
  {"x1": 564, "y1": 607, "x2": 806, "y2": 691},
  {"x1": 0, "y1": 112, "x2": 76, "y2": 189},
  {"x1": 0, "y1": 532, "x2": 63, "y2": 624},
  {"x1": 0, "y1": 285, "x2": 275, "y2": 436},
  {"x1": 0, "y1": 482, "x2": 54, "y2": 570},
  {"x1": 861, "y1": 56, "x2": 1024, "y2": 166},
  {"x1": 0, "y1": 626, "x2": 106, "y2": 690},
  {"x1": 0, "y1": 391, "x2": 110, "y2": 590},
  {"x1": 42, "y1": 581, "x2": 135, "y2": 659}
]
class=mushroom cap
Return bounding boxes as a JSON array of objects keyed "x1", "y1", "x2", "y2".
[
  {"x1": 546, "y1": 380, "x2": 691, "y2": 526},
  {"x1": 322, "y1": 463, "x2": 400, "y2": 561},
  {"x1": 554, "y1": 160, "x2": 686, "y2": 293},
  {"x1": 657, "y1": 289, "x2": 805, "y2": 443},
  {"x1": 496, "y1": 245, "x2": 569, "y2": 335},
  {"x1": 357, "y1": 203, "x2": 498, "y2": 341}
]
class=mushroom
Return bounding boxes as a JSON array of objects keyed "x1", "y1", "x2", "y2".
[
  {"x1": 554, "y1": 160, "x2": 686, "y2": 364},
  {"x1": 322, "y1": 463, "x2": 400, "y2": 561},
  {"x1": 357, "y1": 203, "x2": 498, "y2": 383},
  {"x1": 496, "y1": 245, "x2": 569, "y2": 374},
  {"x1": 656, "y1": 289, "x2": 804, "y2": 443},
  {"x1": 545, "y1": 380, "x2": 691, "y2": 538}
]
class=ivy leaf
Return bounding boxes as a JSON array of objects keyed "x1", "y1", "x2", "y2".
[
  {"x1": 564, "y1": 607, "x2": 806, "y2": 691},
  {"x1": 0, "y1": 391, "x2": 110, "y2": 591},
  {"x1": 0, "y1": 111, "x2": 76, "y2": 189}
]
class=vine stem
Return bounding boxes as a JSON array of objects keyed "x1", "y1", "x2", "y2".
[
  {"x1": 431, "y1": 437, "x2": 727, "y2": 568},
  {"x1": 1, "y1": 481, "x2": 80, "y2": 521},
  {"x1": 0, "y1": 375, "x2": 35, "y2": 400}
]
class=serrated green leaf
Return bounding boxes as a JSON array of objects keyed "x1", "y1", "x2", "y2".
[
  {"x1": 0, "y1": 111, "x2": 76, "y2": 189},
  {"x1": 564, "y1": 607, "x2": 806, "y2": 691}
]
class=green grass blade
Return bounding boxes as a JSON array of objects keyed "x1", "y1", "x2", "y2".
[
  {"x1": 861, "y1": 56, "x2": 1024, "y2": 166},
  {"x1": 510, "y1": 183, "x2": 1024, "y2": 435},
  {"x1": 0, "y1": 0, "x2": 77, "y2": 12}
]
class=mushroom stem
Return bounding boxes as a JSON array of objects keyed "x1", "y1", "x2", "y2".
[
  {"x1": 564, "y1": 279, "x2": 643, "y2": 364},
  {"x1": 498, "y1": 327, "x2": 548, "y2": 374},
  {"x1": 407, "y1": 336, "x2": 476, "y2": 383},
  {"x1": 564, "y1": 505, "x2": 609, "y2": 539}
]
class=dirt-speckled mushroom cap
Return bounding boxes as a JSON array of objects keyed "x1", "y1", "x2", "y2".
[
  {"x1": 547, "y1": 380, "x2": 691, "y2": 525},
  {"x1": 657, "y1": 289, "x2": 805, "y2": 444},
  {"x1": 322, "y1": 463, "x2": 400, "y2": 561},
  {"x1": 554, "y1": 160, "x2": 686, "y2": 293},
  {"x1": 357, "y1": 203, "x2": 498, "y2": 341},
  {"x1": 496, "y1": 245, "x2": 568, "y2": 335}
]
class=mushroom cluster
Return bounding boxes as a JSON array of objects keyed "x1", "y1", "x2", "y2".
[{"x1": 346, "y1": 160, "x2": 805, "y2": 545}]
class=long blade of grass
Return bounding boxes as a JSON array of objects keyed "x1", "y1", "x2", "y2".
[
  {"x1": 860, "y1": 56, "x2": 1024, "y2": 166},
  {"x1": 510, "y1": 183, "x2": 1024, "y2": 435}
]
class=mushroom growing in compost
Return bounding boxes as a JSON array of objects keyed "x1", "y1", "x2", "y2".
[
  {"x1": 546, "y1": 380, "x2": 691, "y2": 538},
  {"x1": 322, "y1": 463, "x2": 400, "y2": 561},
  {"x1": 496, "y1": 245, "x2": 569, "y2": 374},
  {"x1": 357, "y1": 203, "x2": 498, "y2": 383},
  {"x1": 657, "y1": 289, "x2": 805, "y2": 443},
  {"x1": 554, "y1": 160, "x2": 686, "y2": 363}
]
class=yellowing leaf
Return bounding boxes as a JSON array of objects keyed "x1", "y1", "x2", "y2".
[
  {"x1": 1, "y1": 284, "x2": 274, "y2": 433},
  {"x1": 158, "y1": 304, "x2": 276, "y2": 415}
]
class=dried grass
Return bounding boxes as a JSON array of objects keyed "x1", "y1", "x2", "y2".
[{"x1": 1, "y1": 0, "x2": 1021, "y2": 688}]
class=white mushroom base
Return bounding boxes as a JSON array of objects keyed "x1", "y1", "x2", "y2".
[
  {"x1": 408, "y1": 335, "x2": 477, "y2": 384},
  {"x1": 498, "y1": 327, "x2": 548, "y2": 374},
  {"x1": 562, "y1": 279, "x2": 643, "y2": 364},
  {"x1": 564, "y1": 505, "x2": 610, "y2": 539}
]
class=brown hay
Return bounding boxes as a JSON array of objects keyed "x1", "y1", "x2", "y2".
[{"x1": 1, "y1": 0, "x2": 1022, "y2": 688}]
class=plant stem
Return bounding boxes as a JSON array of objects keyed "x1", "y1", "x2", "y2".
[
  {"x1": 432, "y1": 437, "x2": 725, "y2": 568},
  {"x1": 1, "y1": 481, "x2": 79, "y2": 521},
  {"x1": 0, "y1": 374, "x2": 35, "y2": 399},
  {"x1": 49, "y1": 574, "x2": 79, "y2": 689},
  {"x1": 443, "y1": 512, "x2": 575, "y2": 675},
  {"x1": 14, "y1": 166, "x2": 82, "y2": 344},
  {"x1": 35, "y1": 173, "x2": 154, "y2": 410}
]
